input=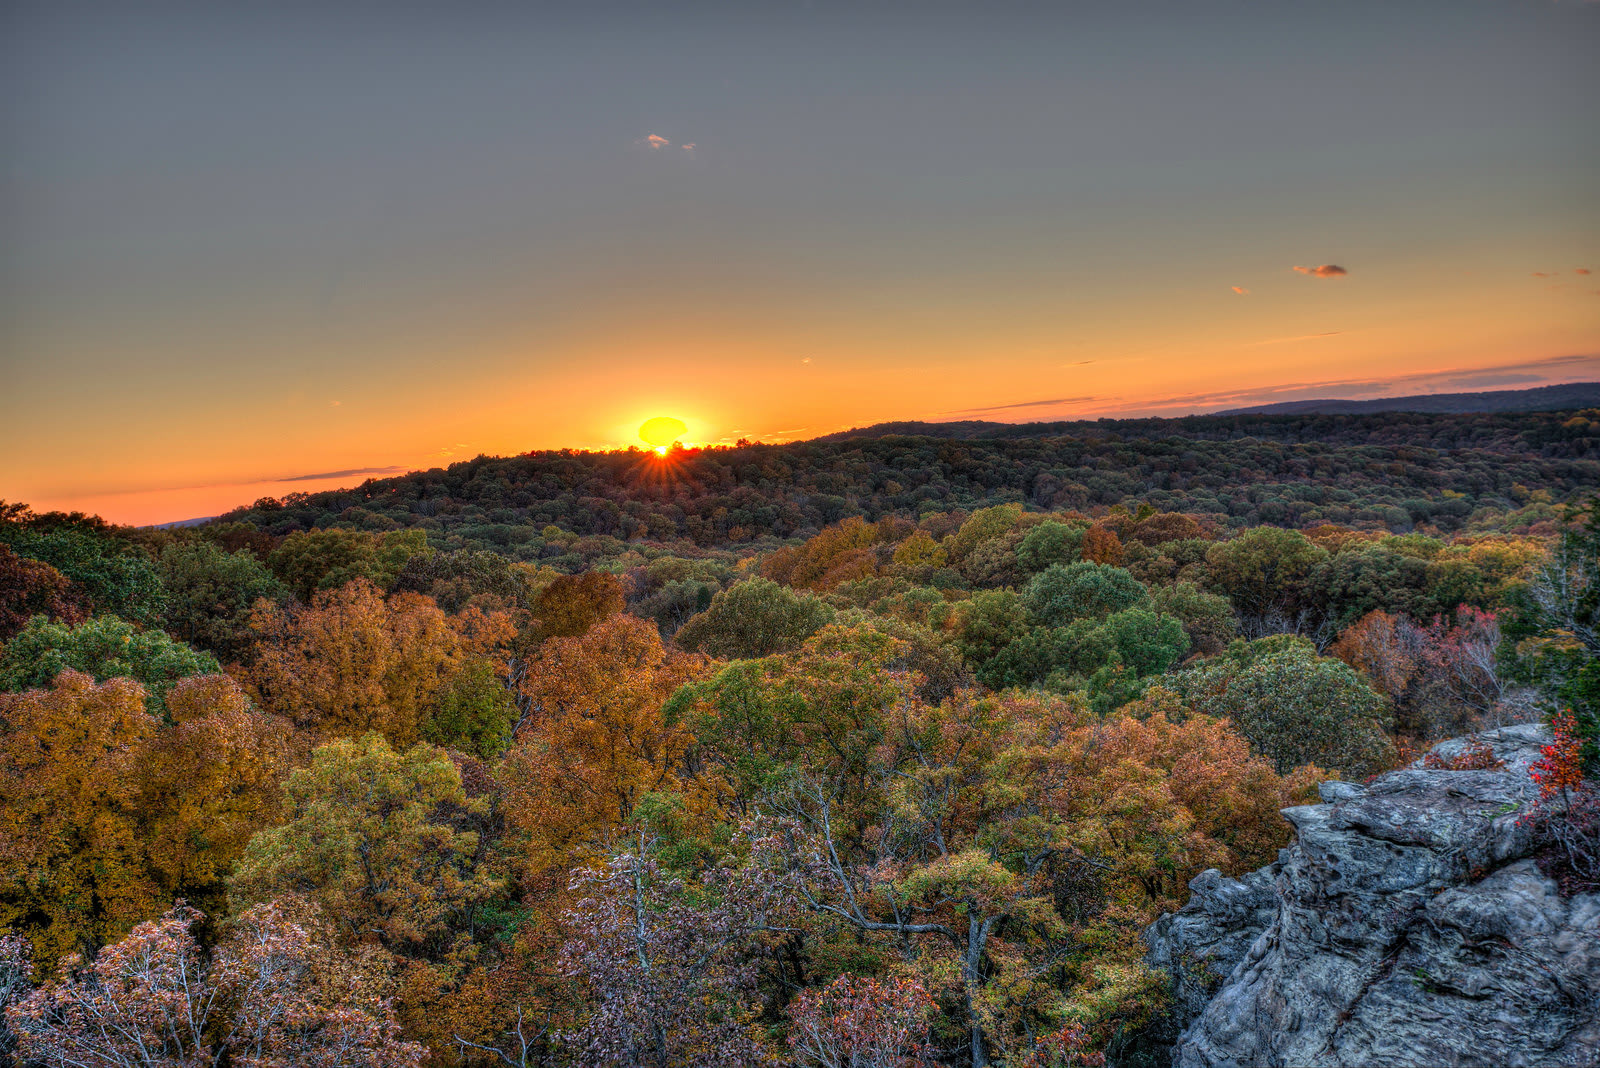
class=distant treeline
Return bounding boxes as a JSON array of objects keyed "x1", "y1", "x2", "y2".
[{"x1": 215, "y1": 410, "x2": 1600, "y2": 553}]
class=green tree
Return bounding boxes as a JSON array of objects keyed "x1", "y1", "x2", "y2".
[
  {"x1": 1023, "y1": 561, "x2": 1149, "y2": 627},
  {"x1": 1151, "y1": 580, "x2": 1237, "y2": 655},
  {"x1": 0, "y1": 508, "x2": 164, "y2": 624},
  {"x1": 424, "y1": 658, "x2": 518, "y2": 759},
  {"x1": 156, "y1": 540, "x2": 288, "y2": 660},
  {"x1": 674, "y1": 577, "x2": 835, "y2": 659},
  {"x1": 267, "y1": 528, "x2": 432, "y2": 602},
  {"x1": 1508, "y1": 496, "x2": 1600, "y2": 766},
  {"x1": 1204, "y1": 528, "x2": 1327, "y2": 633},
  {"x1": 1015, "y1": 520, "x2": 1086, "y2": 575},
  {"x1": 1175, "y1": 636, "x2": 1393, "y2": 778},
  {"x1": 0, "y1": 615, "x2": 219, "y2": 719}
]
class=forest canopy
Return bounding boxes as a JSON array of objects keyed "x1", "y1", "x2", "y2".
[{"x1": 1, "y1": 411, "x2": 1597, "y2": 1067}]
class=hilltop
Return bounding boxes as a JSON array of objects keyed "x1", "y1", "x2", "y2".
[{"x1": 212, "y1": 409, "x2": 1600, "y2": 551}]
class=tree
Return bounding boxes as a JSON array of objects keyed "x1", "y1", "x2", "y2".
[
  {"x1": 1204, "y1": 528, "x2": 1327, "y2": 636},
  {"x1": 0, "y1": 672, "x2": 287, "y2": 969},
  {"x1": 1150, "y1": 582, "x2": 1236, "y2": 656},
  {"x1": 246, "y1": 579, "x2": 509, "y2": 747},
  {"x1": 558, "y1": 837, "x2": 771, "y2": 1067},
  {"x1": 787, "y1": 974, "x2": 935, "y2": 1068},
  {"x1": 1015, "y1": 521, "x2": 1086, "y2": 576},
  {"x1": 1174, "y1": 636, "x2": 1394, "y2": 778},
  {"x1": 0, "y1": 508, "x2": 164, "y2": 624},
  {"x1": 0, "y1": 615, "x2": 220, "y2": 719},
  {"x1": 267, "y1": 528, "x2": 432, "y2": 602},
  {"x1": 501, "y1": 615, "x2": 710, "y2": 877},
  {"x1": 1510, "y1": 496, "x2": 1600, "y2": 766},
  {"x1": 230, "y1": 734, "x2": 501, "y2": 960},
  {"x1": 7, "y1": 899, "x2": 424, "y2": 1068},
  {"x1": 0, "y1": 545, "x2": 86, "y2": 641},
  {"x1": 155, "y1": 540, "x2": 288, "y2": 660},
  {"x1": 674, "y1": 578, "x2": 835, "y2": 659},
  {"x1": 532, "y1": 571, "x2": 626, "y2": 641},
  {"x1": 1024, "y1": 562, "x2": 1149, "y2": 627}
]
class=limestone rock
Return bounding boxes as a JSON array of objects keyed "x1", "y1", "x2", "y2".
[{"x1": 1145, "y1": 724, "x2": 1600, "y2": 1068}]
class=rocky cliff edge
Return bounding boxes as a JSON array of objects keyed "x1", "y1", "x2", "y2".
[{"x1": 1145, "y1": 724, "x2": 1600, "y2": 1068}]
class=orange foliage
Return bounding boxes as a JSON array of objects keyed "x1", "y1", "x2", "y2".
[
  {"x1": 246, "y1": 579, "x2": 512, "y2": 748},
  {"x1": 500, "y1": 615, "x2": 712, "y2": 876},
  {"x1": 1081, "y1": 524, "x2": 1124, "y2": 566},
  {"x1": 0, "y1": 672, "x2": 288, "y2": 967}
]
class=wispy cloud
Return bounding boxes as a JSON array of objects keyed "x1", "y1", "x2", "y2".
[
  {"x1": 1231, "y1": 286, "x2": 1250, "y2": 296},
  {"x1": 949, "y1": 395, "x2": 1099, "y2": 414},
  {"x1": 1578, "y1": 268, "x2": 1593, "y2": 275},
  {"x1": 278, "y1": 466, "x2": 406, "y2": 483},
  {"x1": 681, "y1": 142, "x2": 696, "y2": 153},
  {"x1": 960, "y1": 353, "x2": 1600, "y2": 423},
  {"x1": 639, "y1": 134, "x2": 670, "y2": 149},
  {"x1": 1249, "y1": 331, "x2": 1343, "y2": 347},
  {"x1": 1292, "y1": 264, "x2": 1347, "y2": 278},
  {"x1": 1109, "y1": 353, "x2": 1600, "y2": 416}
]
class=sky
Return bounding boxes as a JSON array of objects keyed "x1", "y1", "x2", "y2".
[{"x1": 1, "y1": 0, "x2": 1597, "y2": 525}]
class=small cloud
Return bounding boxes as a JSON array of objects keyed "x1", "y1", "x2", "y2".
[
  {"x1": 1533, "y1": 272, "x2": 1550, "y2": 278},
  {"x1": 279, "y1": 466, "x2": 405, "y2": 483},
  {"x1": 1578, "y1": 268, "x2": 1593, "y2": 275},
  {"x1": 1250, "y1": 331, "x2": 1344, "y2": 347},
  {"x1": 681, "y1": 142, "x2": 697, "y2": 152},
  {"x1": 329, "y1": 400, "x2": 342, "y2": 407},
  {"x1": 801, "y1": 357, "x2": 812, "y2": 364},
  {"x1": 1231, "y1": 286, "x2": 1250, "y2": 295},
  {"x1": 638, "y1": 134, "x2": 670, "y2": 149},
  {"x1": 1070, "y1": 360, "x2": 1095, "y2": 366},
  {"x1": 1292, "y1": 264, "x2": 1348, "y2": 278},
  {"x1": 949, "y1": 395, "x2": 1099, "y2": 414}
]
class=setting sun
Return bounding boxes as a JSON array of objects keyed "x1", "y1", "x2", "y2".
[{"x1": 639, "y1": 416, "x2": 688, "y2": 453}]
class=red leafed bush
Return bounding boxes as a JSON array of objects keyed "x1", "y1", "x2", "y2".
[
  {"x1": 1521, "y1": 712, "x2": 1600, "y2": 896},
  {"x1": 787, "y1": 974, "x2": 935, "y2": 1068}
]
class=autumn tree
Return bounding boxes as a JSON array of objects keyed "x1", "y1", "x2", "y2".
[
  {"x1": 7, "y1": 899, "x2": 424, "y2": 1068},
  {"x1": 674, "y1": 577, "x2": 836, "y2": 659},
  {"x1": 0, "y1": 672, "x2": 287, "y2": 968},
  {"x1": 229, "y1": 734, "x2": 502, "y2": 960},
  {"x1": 0, "y1": 545, "x2": 86, "y2": 641},
  {"x1": 558, "y1": 836, "x2": 771, "y2": 1067},
  {"x1": 501, "y1": 615, "x2": 710, "y2": 877},
  {"x1": 532, "y1": 571, "x2": 626, "y2": 641},
  {"x1": 246, "y1": 579, "x2": 509, "y2": 747},
  {"x1": 787, "y1": 974, "x2": 935, "y2": 1068}
]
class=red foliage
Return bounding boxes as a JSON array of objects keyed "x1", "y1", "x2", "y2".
[
  {"x1": 1531, "y1": 712, "x2": 1586, "y2": 800},
  {"x1": 1420, "y1": 739, "x2": 1505, "y2": 771},
  {"x1": 787, "y1": 974, "x2": 935, "y2": 1068},
  {"x1": 1019, "y1": 1023, "x2": 1107, "y2": 1068},
  {"x1": 1520, "y1": 712, "x2": 1599, "y2": 896}
]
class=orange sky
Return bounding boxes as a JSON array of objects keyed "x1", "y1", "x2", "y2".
[{"x1": 2, "y1": 2, "x2": 1597, "y2": 525}]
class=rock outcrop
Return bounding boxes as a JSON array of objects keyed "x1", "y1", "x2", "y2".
[{"x1": 1145, "y1": 724, "x2": 1600, "y2": 1067}]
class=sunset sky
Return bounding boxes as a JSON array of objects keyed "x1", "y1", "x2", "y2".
[{"x1": 2, "y1": 1, "x2": 1597, "y2": 525}]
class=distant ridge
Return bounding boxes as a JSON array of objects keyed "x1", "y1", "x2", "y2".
[{"x1": 1217, "y1": 381, "x2": 1600, "y2": 416}]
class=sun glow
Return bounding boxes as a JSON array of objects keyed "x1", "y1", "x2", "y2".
[{"x1": 639, "y1": 416, "x2": 688, "y2": 452}]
